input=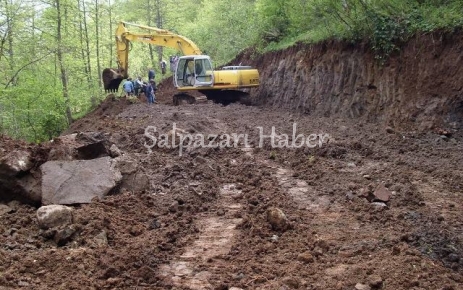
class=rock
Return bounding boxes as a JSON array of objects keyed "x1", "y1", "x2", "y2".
[
  {"x1": 346, "y1": 192, "x2": 355, "y2": 200},
  {"x1": 355, "y1": 283, "x2": 371, "y2": 290},
  {"x1": 368, "y1": 275, "x2": 383, "y2": 288},
  {"x1": 0, "y1": 150, "x2": 33, "y2": 176},
  {"x1": 0, "y1": 150, "x2": 41, "y2": 204},
  {"x1": 113, "y1": 155, "x2": 138, "y2": 175},
  {"x1": 48, "y1": 133, "x2": 110, "y2": 161},
  {"x1": 0, "y1": 204, "x2": 13, "y2": 216},
  {"x1": 109, "y1": 144, "x2": 122, "y2": 157},
  {"x1": 54, "y1": 225, "x2": 77, "y2": 246},
  {"x1": 297, "y1": 252, "x2": 314, "y2": 263},
  {"x1": 373, "y1": 184, "x2": 391, "y2": 202},
  {"x1": 36, "y1": 205, "x2": 73, "y2": 229},
  {"x1": 75, "y1": 132, "x2": 111, "y2": 159},
  {"x1": 385, "y1": 126, "x2": 395, "y2": 134},
  {"x1": 41, "y1": 157, "x2": 122, "y2": 205},
  {"x1": 270, "y1": 235, "x2": 279, "y2": 242},
  {"x1": 94, "y1": 230, "x2": 108, "y2": 247},
  {"x1": 17, "y1": 281, "x2": 30, "y2": 287},
  {"x1": 229, "y1": 288, "x2": 244, "y2": 290},
  {"x1": 149, "y1": 219, "x2": 161, "y2": 230},
  {"x1": 266, "y1": 207, "x2": 289, "y2": 231},
  {"x1": 113, "y1": 155, "x2": 149, "y2": 192},
  {"x1": 371, "y1": 202, "x2": 387, "y2": 208}
]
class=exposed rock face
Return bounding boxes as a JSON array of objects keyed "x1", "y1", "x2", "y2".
[
  {"x1": 235, "y1": 31, "x2": 463, "y2": 130},
  {"x1": 41, "y1": 156, "x2": 122, "y2": 205}
]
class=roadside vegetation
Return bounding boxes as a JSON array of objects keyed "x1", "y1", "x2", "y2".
[{"x1": 1, "y1": 0, "x2": 462, "y2": 142}]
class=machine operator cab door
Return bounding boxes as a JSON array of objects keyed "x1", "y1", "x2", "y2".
[{"x1": 174, "y1": 55, "x2": 214, "y2": 88}]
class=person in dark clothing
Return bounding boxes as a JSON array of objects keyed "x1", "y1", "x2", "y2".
[
  {"x1": 146, "y1": 79, "x2": 157, "y2": 104},
  {"x1": 134, "y1": 76, "x2": 143, "y2": 96},
  {"x1": 148, "y1": 69, "x2": 155, "y2": 81}
]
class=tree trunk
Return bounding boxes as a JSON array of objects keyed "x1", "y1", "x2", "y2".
[
  {"x1": 156, "y1": 0, "x2": 163, "y2": 66},
  {"x1": 147, "y1": 0, "x2": 155, "y2": 68},
  {"x1": 108, "y1": 0, "x2": 113, "y2": 67},
  {"x1": 6, "y1": 0, "x2": 14, "y2": 71},
  {"x1": 56, "y1": 0, "x2": 73, "y2": 125},
  {"x1": 95, "y1": 0, "x2": 102, "y2": 88},
  {"x1": 79, "y1": 0, "x2": 92, "y2": 87}
]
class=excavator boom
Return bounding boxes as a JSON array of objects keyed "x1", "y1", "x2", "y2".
[
  {"x1": 102, "y1": 21, "x2": 259, "y2": 105},
  {"x1": 103, "y1": 21, "x2": 202, "y2": 92}
]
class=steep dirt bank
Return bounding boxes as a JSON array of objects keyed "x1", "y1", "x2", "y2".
[{"x1": 234, "y1": 29, "x2": 463, "y2": 130}]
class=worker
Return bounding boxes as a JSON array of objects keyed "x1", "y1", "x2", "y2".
[
  {"x1": 134, "y1": 76, "x2": 143, "y2": 96},
  {"x1": 160, "y1": 60, "x2": 167, "y2": 75},
  {"x1": 148, "y1": 69, "x2": 155, "y2": 81},
  {"x1": 122, "y1": 78, "x2": 134, "y2": 97},
  {"x1": 146, "y1": 79, "x2": 157, "y2": 104}
]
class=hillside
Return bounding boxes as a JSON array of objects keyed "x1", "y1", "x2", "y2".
[{"x1": 0, "y1": 31, "x2": 462, "y2": 289}]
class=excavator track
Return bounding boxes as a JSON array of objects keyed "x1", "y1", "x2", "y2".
[
  {"x1": 172, "y1": 90, "x2": 252, "y2": 106},
  {"x1": 173, "y1": 93, "x2": 200, "y2": 106},
  {"x1": 200, "y1": 90, "x2": 252, "y2": 106}
]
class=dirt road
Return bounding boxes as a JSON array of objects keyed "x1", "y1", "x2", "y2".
[{"x1": 1, "y1": 96, "x2": 462, "y2": 289}]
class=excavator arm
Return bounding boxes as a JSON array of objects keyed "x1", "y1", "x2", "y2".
[{"x1": 103, "y1": 21, "x2": 202, "y2": 91}]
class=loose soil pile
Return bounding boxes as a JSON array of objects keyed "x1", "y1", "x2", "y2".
[{"x1": 1, "y1": 96, "x2": 462, "y2": 289}]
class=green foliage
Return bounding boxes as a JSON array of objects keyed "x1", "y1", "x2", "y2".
[
  {"x1": 254, "y1": 0, "x2": 463, "y2": 60},
  {"x1": 368, "y1": 11, "x2": 410, "y2": 63},
  {"x1": 1, "y1": 0, "x2": 462, "y2": 142}
]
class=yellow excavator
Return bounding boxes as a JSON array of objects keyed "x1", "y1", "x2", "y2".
[{"x1": 102, "y1": 22, "x2": 260, "y2": 105}]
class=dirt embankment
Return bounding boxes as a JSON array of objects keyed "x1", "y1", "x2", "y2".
[{"x1": 234, "y1": 30, "x2": 463, "y2": 130}]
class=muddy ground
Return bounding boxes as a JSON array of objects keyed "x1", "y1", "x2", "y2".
[{"x1": 0, "y1": 89, "x2": 462, "y2": 289}]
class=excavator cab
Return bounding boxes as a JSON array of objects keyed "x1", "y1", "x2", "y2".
[{"x1": 174, "y1": 55, "x2": 214, "y2": 88}]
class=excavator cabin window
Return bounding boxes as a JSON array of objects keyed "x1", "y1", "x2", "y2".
[{"x1": 176, "y1": 58, "x2": 212, "y2": 87}]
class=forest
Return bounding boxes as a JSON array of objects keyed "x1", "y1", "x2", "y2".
[{"x1": 1, "y1": 0, "x2": 462, "y2": 142}]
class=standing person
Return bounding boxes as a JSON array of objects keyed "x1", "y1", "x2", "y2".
[
  {"x1": 146, "y1": 79, "x2": 157, "y2": 104},
  {"x1": 169, "y1": 56, "x2": 176, "y2": 73},
  {"x1": 123, "y1": 78, "x2": 134, "y2": 97},
  {"x1": 160, "y1": 60, "x2": 167, "y2": 75},
  {"x1": 134, "y1": 76, "x2": 143, "y2": 96},
  {"x1": 148, "y1": 69, "x2": 155, "y2": 81}
]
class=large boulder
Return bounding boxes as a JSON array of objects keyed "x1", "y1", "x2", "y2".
[
  {"x1": 0, "y1": 150, "x2": 33, "y2": 176},
  {"x1": 48, "y1": 132, "x2": 112, "y2": 161},
  {"x1": 0, "y1": 150, "x2": 41, "y2": 204},
  {"x1": 41, "y1": 156, "x2": 122, "y2": 205}
]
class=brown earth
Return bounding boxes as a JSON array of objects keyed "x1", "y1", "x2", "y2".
[{"x1": 1, "y1": 31, "x2": 463, "y2": 290}]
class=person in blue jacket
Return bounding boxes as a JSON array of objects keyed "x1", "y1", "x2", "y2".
[{"x1": 123, "y1": 78, "x2": 134, "y2": 97}]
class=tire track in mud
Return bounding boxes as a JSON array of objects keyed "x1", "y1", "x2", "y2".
[{"x1": 158, "y1": 184, "x2": 243, "y2": 289}]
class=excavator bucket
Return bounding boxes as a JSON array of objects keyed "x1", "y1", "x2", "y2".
[{"x1": 102, "y1": 68, "x2": 125, "y2": 92}]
